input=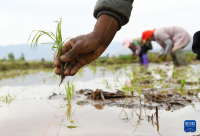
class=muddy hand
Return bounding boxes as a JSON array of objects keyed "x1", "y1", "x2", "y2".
[
  {"x1": 133, "y1": 54, "x2": 138, "y2": 59},
  {"x1": 54, "y1": 14, "x2": 119, "y2": 76},
  {"x1": 162, "y1": 55, "x2": 167, "y2": 60},
  {"x1": 154, "y1": 56, "x2": 159, "y2": 62}
]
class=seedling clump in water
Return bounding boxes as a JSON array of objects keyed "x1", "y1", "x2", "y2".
[{"x1": 28, "y1": 18, "x2": 70, "y2": 86}]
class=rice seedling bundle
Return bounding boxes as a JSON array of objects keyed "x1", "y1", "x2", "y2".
[{"x1": 28, "y1": 18, "x2": 69, "y2": 86}]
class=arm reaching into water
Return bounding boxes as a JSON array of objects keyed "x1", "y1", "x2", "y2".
[
  {"x1": 155, "y1": 39, "x2": 173, "y2": 61},
  {"x1": 55, "y1": 0, "x2": 134, "y2": 76},
  {"x1": 54, "y1": 14, "x2": 119, "y2": 76}
]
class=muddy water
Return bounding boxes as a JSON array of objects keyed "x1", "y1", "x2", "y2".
[{"x1": 0, "y1": 63, "x2": 200, "y2": 136}]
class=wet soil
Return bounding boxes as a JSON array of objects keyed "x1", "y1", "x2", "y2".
[
  {"x1": 0, "y1": 64, "x2": 200, "y2": 136},
  {"x1": 73, "y1": 89, "x2": 195, "y2": 111}
]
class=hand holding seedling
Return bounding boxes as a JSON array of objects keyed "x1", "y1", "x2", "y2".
[
  {"x1": 55, "y1": 14, "x2": 119, "y2": 76},
  {"x1": 28, "y1": 14, "x2": 118, "y2": 85},
  {"x1": 133, "y1": 55, "x2": 138, "y2": 59}
]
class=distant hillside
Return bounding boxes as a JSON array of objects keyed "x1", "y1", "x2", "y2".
[
  {"x1": 0, "y1": 41, "x2": 192, "y2": 61},
  {"x1": 0, "y1": 42, "x2": 132, "y2": 61},
  {"x1": 0, "y1": 44, "x2": 53, "y2": 61}
]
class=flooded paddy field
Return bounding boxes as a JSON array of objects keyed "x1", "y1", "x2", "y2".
[{"x1": 0, "y1": 63, "x2": 200, "y2": 136}]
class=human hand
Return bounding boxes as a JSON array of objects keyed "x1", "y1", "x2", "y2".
[
  {"x1": 154, "y1": 56, "x2": 159, "y2": 62},
  {"x1": 133, "y1": 54, "x2": 138, "y2": 59},
  {"x1": 54, "y1": 14, "x2": 119, "y2": 76},
  {"x1": 162, "y1": 55, "x2": 167, "y2": 60},
  {"x1": 172, "y1": 47, "x2": 176, "y2": 53}
]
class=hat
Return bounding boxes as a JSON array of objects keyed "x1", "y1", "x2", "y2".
[
  {"x1": 132, "y1": 40, "x2": 139, "y2": 47},
  {"x1": 121, "y1": 38, "x2": 133, "y2": 50},
  {"x1": 142, "y1": 29, "x2": 156, "y2": 42}
]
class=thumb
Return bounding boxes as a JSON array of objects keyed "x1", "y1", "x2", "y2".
[{"x1": 59, "y1": 45, "x2": 79, "y2": 63}]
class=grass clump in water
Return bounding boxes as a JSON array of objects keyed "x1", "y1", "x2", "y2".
[
  {"x1": 0, "y1": 93, "x2": 15, "y2": 104},
  {"x1": 28, "y1": 18, "x2": 70, "y2": 86},
  {"x1": 180, "y1": 77, "x2": 186, "y2": 92}
]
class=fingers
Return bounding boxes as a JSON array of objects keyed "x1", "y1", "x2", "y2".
[
  {"x1": 64, "y1": 60, "x2": 76, "y2": 76},
  {"x1": 70, "y1": 62, "x2": 83, "y2": 76},
  {"x1": 54, "y1": 55, "x2": 60, "y2": 67},
  {"x1": 59, "y1": 37, "x2": 80, "y2": 63},
  {"x1": 60, "y1": 44, "x2": 80, "y2": 63},
  {"x1": 64, "y1": 61, "x2": 83, "y2": 76},
  {"x1": 55, "y1": 61, "x2": 83, "y2": 76},
  {"x1": 62, "y1": 40, "x2": 73, "y2": 54},
  {"x1": 55, "y1": 67, "x2": 60, "y2": 75}
]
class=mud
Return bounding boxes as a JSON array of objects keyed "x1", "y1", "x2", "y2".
[
  {"x1": 73, "y1": 89, "x2": 196, "y2": 111},
  {"x1": 48, "y1": 93, "x2": 65, "y2": 99},
  {"x1": 177, "y1": 80, "x2": 199, "y2": 86}
]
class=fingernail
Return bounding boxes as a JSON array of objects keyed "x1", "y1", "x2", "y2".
[{"x1": 60, "y1": 56, "x2": 66, "y2": 61}]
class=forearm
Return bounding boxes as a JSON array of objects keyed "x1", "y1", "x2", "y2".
[
  {"x1": 135, "y1": 45, "x2": 141, "y2": 55},
  {"x1": 159, "y1": 49, "x2": 164, "y2": 56},
  {"x1": 128, "y1": 47, "x2": 135, "y2": 55},
  {"x1": 93, "y1": 14, "x2": 119, "y2": 48},
  {"x1": 163, "y1": 39, "x2": 173, "y2": 55}
]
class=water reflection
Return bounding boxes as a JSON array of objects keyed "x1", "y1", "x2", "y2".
[
  {"x1": 1, "y1": 64, "x2": 200, "y2": 136},
  {"x1": 93, "y1": 105, "x2": 104, "y2": 110},
  {"x1": 118, "y1": 104, "x2": 162, "y2": 136}
]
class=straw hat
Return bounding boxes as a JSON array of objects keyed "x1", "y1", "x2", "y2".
[{"x1": 121, "y1": 38, "x2": 133, "y2": 50}]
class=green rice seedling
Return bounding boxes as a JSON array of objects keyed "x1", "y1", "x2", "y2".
[
  {"x1": 196, "y1": 80, "x2": 200, "y2": 96},
  {"x1": 196, "y1": 88, "x2": 200, "y2": 96},
  {"x1": 77, "y1": 67, "x2": 84, "y2": 77},
  {"x1": 121, "y1": 85, "x2": 133, "y2": 95},
  {"x1": 130, "y1": 71, "x2": 137, "y2": 85},
  {"x1": 65, "y1": 81, "x2": 75, "y2": 104},
  {"x1": 180, "y1": 77, "x2": 186, "y2": 92},
  {"x1": 173, "y1": 67, "x2": 177, "y2": 79},
  {"x1": 96, "y1": 61, "x2": 101, "y2": 67},
  {"x1": 131, "y1": 108, "x2": 143, "y2": 135},
  {"x1": 28, "y1": 18, "x2": 70, "y2": 86},
  {"x1": 135, "y1": 84, "x2": 142, "y2": 99},
  {"x1": 105, "y1": 65, "x2": 115, "y2": 73},
  {"x1": 103, "y1": 79, "x2": 112, "y2": 90},
  {"x1": 114, "y1": 71, "x2": 122, "y2": 90},
  {"x1": 126, "y1": 72, "x2": 133, "y2": 85},
  {"x1": 190, "y1": 82, "x2": 194, "y2": 94},
  {"x1": 87, "y1": 65, "x2": 97, "y2": 74},
  {"x1": 159, "y1": 78, "x2": 163, "y2": 84},
  {"x1": 60, "y1": 103, "x2": 78, "y2": 129},
  {"x1": 0, "y1": 93, "x2": 15, "y2": 104}
]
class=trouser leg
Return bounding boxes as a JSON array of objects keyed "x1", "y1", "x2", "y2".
[
  {"x1": 171, "y1": 48, "x2": 187, "y2": 66},
  {"x1": 142, "y1": 54, "x2": 149, "y2": 67},
  {"x1": 139, "y1": 56, "x2": 143, "y2": 65}
]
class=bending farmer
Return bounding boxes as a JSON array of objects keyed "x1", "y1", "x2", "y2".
[
  {"x1": 122, "y1": 37, "x2": 152, "y2": 67},
  {"x1": 122, "y1": 38, "x2": 141, "y2": 59},
  {"x1": 142, "y1": 26, "x2": 192, "y2": 66}
]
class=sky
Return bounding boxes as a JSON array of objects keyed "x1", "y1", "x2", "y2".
[{"x1": 0, "y1": 0, "x2": 200, "y2": 46}]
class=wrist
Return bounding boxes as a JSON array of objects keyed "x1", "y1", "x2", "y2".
[{"x1": 93, "y1": 14, "x2": 119, "y2": 47}]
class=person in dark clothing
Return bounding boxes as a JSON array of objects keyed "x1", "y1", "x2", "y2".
[
  {"x1": 192, "y1": 31, "x2": 200, "y2": 60},
  {"x1": 121, "y1": 37, "x2": 152, "y2": 67},
  {"x1": 139, "y1": 41, "x2": 152, "y2": 67}
]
